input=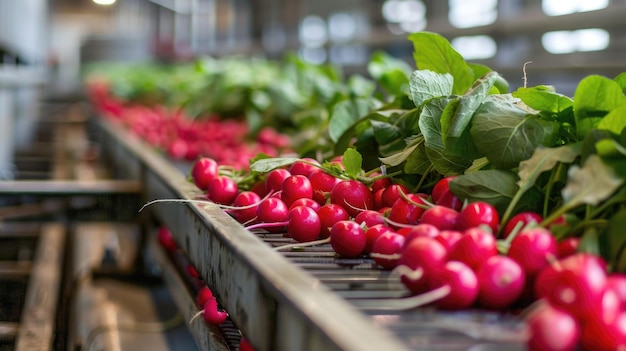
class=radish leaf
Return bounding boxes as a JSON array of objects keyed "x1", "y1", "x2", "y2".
[
  {"x1": 598, "y1": 105, "x2": 626, "y2": 135},
  {"x1": 562, "y1": 154, "x2": 623, "y2": 207},
  {"x1": 409, "y1": 70, "x2": 453, "y2": 107},
  {"x1": 329, "y1": 98, "x2": 373, "y2": 142},
  {"x1": 250, "y1": 157, "x2": 301, "y2": 173},
  {"x1": 342, "y1": 148, "x2": 363, "y2": 179},
  {"x1": 408, "y1": 32, "x2": 474, "y2": 95},
  {"x1": 517, "y1": 143, "x2": 582, "y2": 191},
  {"x1": 449, "y1": 169, "x2": 519, "y2": 214},
  {"x1": 512, "y1": 85, "x2": 573, "y2": 113},
  {"x1": 367, "y1": 51, "x2": 412, "y2": 97},
  {"x1": 573, "y1": 75, "x2": 626, "y2": 139}
]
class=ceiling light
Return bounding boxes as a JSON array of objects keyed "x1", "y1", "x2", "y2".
[{"x1": 93, "y1": 0, "x2": 116, "y2": 5}]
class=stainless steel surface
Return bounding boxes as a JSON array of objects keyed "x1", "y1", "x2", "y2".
[
  {"x1": 93, "y1": 117, "x2": 412, "y2": 351},
  {"x1": 0, "y1": 180, "x2": 142, "y2": 195}
]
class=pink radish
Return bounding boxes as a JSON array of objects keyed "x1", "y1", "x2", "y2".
[
  {"x1": 317, "y1": 204, "x2": 350, "y2": 239},
  {"x1": 309, "y1": 170, "x2": 340, "y2": 205},
  {"x1": 281, "y1": 175, "x2": 313, "y2": 208},
  {"x1": 288, "y1": 158, "x2": 320, "y2": 177},
  {"x1": 330, "y1": 180, "x2": 374, "y2": 217},
  {"x1": 387, "y1": 193, "x2": 427, "y2": 227},
  {"x1": 526, "y1": 300, "x2": 580, "y2": 351},
  {"x1": 364, "y1": 224, "x2": 394, "y2": 253},
  {"x1": 419, "y1": 205, "x2": 459, "y2": 231},
  {"x1": 231, "y1": 191, "x2": 261, "y2": 224},
  {"x1": 476, "y1": 255, "x2": 525, "y2": 309},
  {"x1": 431, "y1": 176, "x2": 455, "y2": 203},
  {"x1": 287, "y1": 206, "x2": 321, "y2": 242},
  {"x1": 265, "y1": 168, "x2": 291, "y2": 193},
  {"x1": 191, "y1": 157, "x2": 219, "y2": 190},
  {"x1": 196, "y1": 286, "x2": 214, "y2": 308},
  {"x1": 381, "y1": 184, "x2": 409, "y2": 208},
  {"x1": 190, "y1": 297, "x2": 228, "y2": 325},
  {"x1": 207, "y1": 176, "x2": 239, "y2": 205},
  {"x1": 396, "y1": 237, "x2": 447, "y2": 294},
  {"x1": 354, "y1": 210, "x2": 385, "y2": 228},
  {"x1": 434, "y1": 230, "x2": 463, "y2": 251},
  {"x1": 607, "y1": 274, "x2": 626, "y2": 309},
  {"x1": 370, "y1": 232, "x2": 405, "y2": 270},
  {"x1": 447, "y1": 226, "x2": 497, "y2": 271},
  {"x1": 507, "y1": 227, "x2": 557, "y2": 277},
  {"x1": 157, "y1": 227, "x2": 177, "y2": 252},
  {"x1": 329, "y1": 220, "x2": 366, "y2": 258},
  {"x1": 401, "y1": 223, "x2": 440, "y2": 248},
  {"x1": 502, "y1": 211, "x2": 542, "y2": 239},
  {"x1": 557, "y1": 237, "x2": 580, "y2": 259},
  {"x1": 428, "y1": 260, "x2": 479, "y2": 310},
  {"x1": 455, "y1": 201, "x2": 500, "y2": 233}
]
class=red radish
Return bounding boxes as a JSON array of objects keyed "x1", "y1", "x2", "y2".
[
  {"x1": 207, "y1": 176, "x2": 239, "y2": 205},
  {"x1": 157, "y1": 227, "x2": 177, "y2": 251},
  {"x1": 535, "y1": 253, "x2": 608, "y2": 319},
  {"x1": 309, "y1": 170, "x2": 340, "y2": 205},
  {"x1": 381, "y1": 184, "x2": 409, "y2": 208},
  {"x1": 239, "y1": 337, "x2": 255, "y2": 351},
  {"x1": 431, "y1": 176, "x2": 455, "y2": 203},
  {"x1": 434, "y1": 230, "x2": 463, "y2": 251},
  {"x1": 387, "y1": 194, "x2": 427, "y2": 227},
  {"x1": 419, "y1": 205, "x2": 459, "y2": 231},
  {"x1": 557, "y1": 237, "x2": 580, "y2": 259},
  {"x1": 526, "y1": 300, "x2": 580, "y2": 351},
  {"x1": 317, "y1": 204, "x2": 350, "y2": 239},
  {"x1": 455, "y1": 201, "x2": 500, "y2": 233},
  {"x1": 401, "y1": 224, "x2": 440, "y2": 248},
  {"x1": 364, "y1": 224, "x2": 395, "y2": 253},
  {"x1": 191, "y1": 157, "x2": 219, "y2": 190},
  {"x1": 502, "y1": 211, "x2": 542, "y2": 239},
  {"x1": 435, "y1": 189, "x2": 463, "y2": 211},
  {"x1": 607, "y1": 274, "x2": 626, "y2": 309},
  {"x1": 252, "y1": 197, "x2": 289, "y2": 232},
  {"x1": 329, "y1": 220, "x2": 366, "y2": 258},
  {"x1": 397, "y1": 237, "x2": 447, "y2": 294},
  {"x1": 287, "y1": 206, "x2": 321, "y2": 242},
  {"x1": 330, "y1": 180, "x2": 374, "y2": 217},
  {"x1": 281, "y1": 175, "x2": 313, "y2": 207},
  {"x1": 289, "y1": 197, "x2": 321, "y2": 212},
  {"x1": 370, "y1": 232, "x2": 405, "y2": 269},
  {"x1": 373, "y1": 188, "x2": 385, "y2": 210},
  {"x1": 196, "y1": 286, "x2": 214, "y2": 308},
  {"x1": 580, "y1": 310, "x2": 626, "y2": 351},
  {"x1": 428, "y1": 260, "x2": 479, "y2": 310},
  {"x1": 288, "y1": 158, "x2": 320, "y2": 177},
  {"x1": 265, "y1": 168, "x2": 291, "y2": 193},
  {"x1": 447, "y1": 227, "x2": 497, "y2": 271},
  {"x1": 354, "y1": 210, "x2": 385, "y2": 228},
  {"x1": 507, "y1": 227, "x2": 557, "y2": 277},
  {"x1": 194, "y1": 297, "x2": 228, "y2": 325},
  {"x1": 186, "y1": 264, "x2": 200, "y2": 279},
  {"x1": 250, "y1": 180, "x2": 269, "y2": 197},
  {"x1": 371, "y1": 176, "x2": 392, "y2": 193},
  {"x1": 231, "y1": 191, "x2": 261, "y2": 223},
  {"x1": 476, "y1": 255, "x2": 525, "y2": 309}
]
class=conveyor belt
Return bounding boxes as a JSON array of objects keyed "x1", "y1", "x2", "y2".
[{"x1": 91, "y1": 116, "x2": 528, "y2": 351}]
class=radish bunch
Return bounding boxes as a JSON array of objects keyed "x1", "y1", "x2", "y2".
[{"x1": 190, "y1": 156, "x2": 626, "y2": 350}]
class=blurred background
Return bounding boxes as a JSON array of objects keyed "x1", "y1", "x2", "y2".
[{"x1": 1, "y1": 0, "x2": 625, "y2": 96}]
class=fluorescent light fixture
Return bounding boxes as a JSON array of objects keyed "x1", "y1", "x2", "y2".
[
  {"x1": 93, "y1": 0, "x2": 116, "y2": 5},
  {"x1": 542, "y1": 28, "x2": 609, "y2": 54},
  {"x1": 451, "y1": 35, "x2": 497, "y2": 60}
]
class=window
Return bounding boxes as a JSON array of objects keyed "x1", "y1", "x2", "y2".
[
  {"x1": 449, "y1": 0, "x2": 498, "y2": 28},
  {"x1": 542, "y1": 29, "x2": 610, "y2": 54},
  {"x1": 382, "y1": 0, "x2": 427, "y2": 34},
  {"x1": 451, "y1": 36, "x2": 497, "y2": 60},
  {"x1": 542, "y1": 0, "x2": 609, "y2": 16}
]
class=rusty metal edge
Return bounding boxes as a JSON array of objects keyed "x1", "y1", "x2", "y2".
[{"x1": 92, "y1": 117, "x2": 411, "y2": 351}]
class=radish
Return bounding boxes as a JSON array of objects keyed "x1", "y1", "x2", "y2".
[
  {"x1": 247, "y1": 197, "x2": 289, "y2": 232},
  {"x1": 231, "y1": 191, "x2": 261, "y2": 224},
  {"x1": 435, "y1": 189, "x2": 463, "y2": 211},
  {"x1": 265, "y1": 168, "x2": 291, "y2": 193},
  {"x1": 396, "y1": 237, "x2": 447, "y2": 294},
  {"x1": 239, "y1": 337, "x2": 255, "y2": 351},
  {"x1": 317, "y1": 204, "x2": 350, "y2": 239},
  {"x1": 447, "y1": 226, "x2": 497, "y2": 271},
  {"x1": 190, "y1": 297, "x2": 229, "y2": 325},
  {"x1": 534, "y1": 253, "x2": 608, "y2": 319},
  {"x1": 434, "y1": 230, "x2": 463, "y2": 251},
  {"x1": 370, "y1": 232, "x2": 405, "y2": 270},
  {"x1": 431, "y1": 176, "x2": 455, "y2": 203},
  {"x1": 330, "y1": 180, "x2": 374, "y2": 217},
  {"x1": 288, "y1": 158, "x2": 320, "y2": 177},
  {"x1": 190, "y1": 157, "x2": 219, "y2": 190},
  {"x1": 580, "y1": 310, "x2": 626, "y2": 351},
  {"x1": 381, "y1": 184, "x2": 409, "y2": 208},
  {"x1": 309, "y1": 170, "x2": 340, "y2": 205},
  {"x1": 502, "y1": 211, "x2": 542, "y2": 239},
  {"x1": 373, "y1": 188, "x2": 385, "y2": 210},
  {"x1": 607, "y1": 274, "x2": 626, "y2": 309},
  {"x1": 556, "y1": 237, "x2": 580, "y2": 259},
  {"x1": 401, "y1": 223, "x2": 440, "y2": 248},
  {"x1": 207, "y1": 176, "x2": 239, "y2": 205},
  {"x1": 329, "y1": 220, "x2": 366, "y2": 258},
  {"x1": 476, "y1": 255, "x2": 525, "y2": 309},
  {"x1": 281, "y1": 175, "x2": 313, "y2": 208},
  {"x1": 157, "y1": 227, "x2": 177, "y2": 252},
  {"x1": 387, "y1": 193, "x2": 427, "y2": 227},
  {"x1": 419, "y1": 205, "x2": 459, "y2": 231},
  {"x1": 371, "y1": 176, "x2": 392, "y2": 193},
  {"x1": 289, "y1": 197, "x2": 321, "y2": 212},
  {"x1": 354, "y1": 210, "x2": 385, "y2": 228},
  {"x1": 186, "y1": 264, "x2": 200, "y2": 279},
  {"x1": 507, "y1": 227, "x2": 557, "y2": 277},
  {"x1": 196, "y1": 286, "x2": 214, "y2": 308},
  {"x1": 525, "y1": 300, "x2": 580, "y2": 351},
  {"x1": 428, "y1": 260, "x2": 479, "y2": 310},
  {"x1": 287, "y1": 206, "x2": 321, "y2": 242},
  {"x1": 364, "y1": 224, "x2": 395, "y2": 253},
  {"x1": 455, "y1": 201, "x2": 500, "y2": 233}
]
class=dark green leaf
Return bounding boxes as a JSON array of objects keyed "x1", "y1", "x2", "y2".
[
  {"x1": 370, "y1": 120, "x2": 407, "y2": 157},
  {"x1": 449, "y1": 169, "x2": 519, "y2": 214},
  {"x1": 329, "y1": 98, "x2": 373, "y2": 142},
  {"x1": 470, "y1": 95, "x2": 560, "y2": 169},
  {"x1": 409, "y1": 70, "x2": 454, "y2": 107},
  {"x1": 512, "y1": 85, "x2": 573, "y2": 113},
  {"x1": 578, "y1": 228, "x2": 601, "y2": 256},
  {"x1": 603, "y1": 208, "x2": 626, "y2": 269},
  {"x1": 573, "y1": 75, "x2": 626, "y2": 139},
  {"x1": 379, "y1": 140, "x2": 420, "y2": 167},
  {"x1": 408, "y1": 32, "x2": 474, "y2": 95},
  {"x1": 396, "y1": 108, "x2": 422, "y2": 137},
  {"x1": 404, "y1": 138, "x2": 431, "y2": 175},
  {"x1": 347, "y1": 74, "x2": 377, "y2": 99}
]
